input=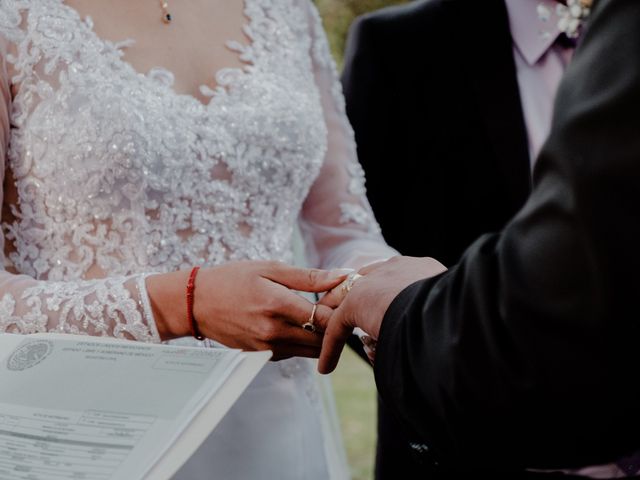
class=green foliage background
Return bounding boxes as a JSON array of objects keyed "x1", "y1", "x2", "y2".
[
  {"x1": 314, "y1": 1, "x2": 409, "y2": 479},
  {"x1": 316, "y1": 0, "x2": 409, "y2": 67}
]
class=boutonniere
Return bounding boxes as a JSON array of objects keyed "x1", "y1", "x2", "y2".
[{"x1": 538, "y1": 0, "x2": 593, "y2": 39}]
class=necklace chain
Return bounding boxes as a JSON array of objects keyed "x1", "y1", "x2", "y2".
[{"x1": 159, "y1": 0, "x2": 172, "y2": 24}]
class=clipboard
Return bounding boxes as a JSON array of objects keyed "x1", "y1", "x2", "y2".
[{"x1": 0, "y1": 333, "x2": 271, "y2": 480}]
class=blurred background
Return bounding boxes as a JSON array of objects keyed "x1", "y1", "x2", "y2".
[
  {"x1": 317, "y1": 0, "x2": 409, "y2": 66},
  {"x1": 315, "y1": 1, "x2": 409, "y2": 479}
]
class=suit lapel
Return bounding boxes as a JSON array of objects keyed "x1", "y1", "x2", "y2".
[{"x1": 447, "y1": 0, "x2": 532, "y2": 210}]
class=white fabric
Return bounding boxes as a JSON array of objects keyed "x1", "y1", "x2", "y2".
[{"x1": 0, "y1": 0, "x2": 396, "y2": 478}]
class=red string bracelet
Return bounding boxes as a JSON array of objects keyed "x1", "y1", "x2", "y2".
[{"x1": 186, "y1": 266, "x2": 204, "y2": 341}]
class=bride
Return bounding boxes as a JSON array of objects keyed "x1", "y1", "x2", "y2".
[{"x1": 0, "y1": 0, "x2": 395, "y2": 478}]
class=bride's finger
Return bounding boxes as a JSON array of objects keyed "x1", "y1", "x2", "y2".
[
  {"x1": 262, "y1": 263, "x2": 350, "y2": 293},
  {"x1": 265, "y1": 283, "x2": 333, "y2": 330}
]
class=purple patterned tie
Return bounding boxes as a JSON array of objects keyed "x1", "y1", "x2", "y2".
[{"x1": 617, "y1": 450, "x2": 640, "y2": 476}]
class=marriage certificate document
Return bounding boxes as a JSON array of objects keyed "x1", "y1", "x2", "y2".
[{"x1": 0, "y1": 334, "x2": 270, "y2": 480}]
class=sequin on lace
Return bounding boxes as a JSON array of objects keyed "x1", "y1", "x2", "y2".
[{"x1": 0, "y1": 0, "x2": 384, "y2": 388}]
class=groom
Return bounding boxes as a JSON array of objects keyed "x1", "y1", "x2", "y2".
[
  {"x1": 316, "y1": 0, "x2": 640, "y2": 475},
  {"x1": 340, "y1": 0, "x2": 578, "y2": 476}
]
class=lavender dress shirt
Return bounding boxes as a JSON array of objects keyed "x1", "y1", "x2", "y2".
[{"x1": 505, "y1": 0, "x2": 574, "y2": 164}]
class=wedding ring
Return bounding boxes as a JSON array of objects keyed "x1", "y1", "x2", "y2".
[
  {"x1": 341, "y1": 272, "x2": 363, "y2": 296},
  {"x1": 302, "y1": 303, "x2": 318, "y2": 333}
]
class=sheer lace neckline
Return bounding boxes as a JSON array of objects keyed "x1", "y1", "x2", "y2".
[{"x1": 56, "y1": 0, "x2": 255, "y2": 110}]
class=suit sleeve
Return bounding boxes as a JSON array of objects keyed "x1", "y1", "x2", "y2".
[{"x1": 374, "y1": 0, "x2": 640, "y2": 470}]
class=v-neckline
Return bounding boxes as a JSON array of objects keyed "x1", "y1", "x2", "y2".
[{"x1": 54, "y1": 0, "x2": 256, "y2": 111}]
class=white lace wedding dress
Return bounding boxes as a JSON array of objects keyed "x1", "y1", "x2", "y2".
[{"x1": 0, "y1": 0, "x2": 396, "y2": 478}]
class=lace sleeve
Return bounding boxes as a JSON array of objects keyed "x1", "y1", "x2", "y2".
[
  {"x1": 298, "y1": 1, "x2": 398, "y2": 270},
  {"x1": 0, "y1": 273, "x2": 161, "y2": 342},
  {"x1": 0, "y1": 41, "x2": 160, "y2": 343}
]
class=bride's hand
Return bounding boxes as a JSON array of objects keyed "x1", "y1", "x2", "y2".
[{"x1": 147, "y1": 261, "x2": 349, "y2": 360}]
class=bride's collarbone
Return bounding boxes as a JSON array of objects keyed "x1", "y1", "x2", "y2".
[{"x1": 60, "y1": 0, "x2": 250, "y2": 102}]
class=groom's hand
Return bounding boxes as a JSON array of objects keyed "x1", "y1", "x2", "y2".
[{"x1": 316, "y1": 256, "x2": 447, "y2": 374}]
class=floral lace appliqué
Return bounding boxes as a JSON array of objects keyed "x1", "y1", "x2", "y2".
[
  {"x1": 0, "y1": 277, "x2": 159, "y2": 342},
  {"x1": 0, "y1": 0, "x2": 385, "y2": 390}
]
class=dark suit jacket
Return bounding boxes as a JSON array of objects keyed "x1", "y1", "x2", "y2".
[
  {"x1": 342, "y1": 0, "x2": 531, "y2": 267},
  {"x1": 342, "y1": 0, "x2": 533, "y2": 477},
  {"x1": 374, "y1": 0, "x2": 640, "y2": 474}
]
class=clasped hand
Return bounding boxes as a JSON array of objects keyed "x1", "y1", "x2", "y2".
[
  {"x1": 149, "y1": 257, "x2": 446, "y2": 365},
  {"x1": 315, "y1": 256, "x2": 447, "y2": 374}
]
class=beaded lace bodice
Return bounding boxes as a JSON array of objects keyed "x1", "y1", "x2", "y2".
[{"x1": 0, "y1": 0, "x2": 391, "y2": 342}]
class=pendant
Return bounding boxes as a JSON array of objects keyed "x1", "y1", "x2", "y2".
[{"x1": 160, "y1": 1, "x2": 172, "y2": 24}]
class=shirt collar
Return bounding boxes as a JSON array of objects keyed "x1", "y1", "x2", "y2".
[{"x1": 504, "y1": 0, "x2": 564, "y2": 66}]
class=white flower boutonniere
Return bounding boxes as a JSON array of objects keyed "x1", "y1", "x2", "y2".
[{"x1": 538, "y1": 0, "x2": 593, "y2": 39}]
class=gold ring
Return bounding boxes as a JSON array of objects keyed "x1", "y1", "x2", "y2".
[
  {"x1": 341, "y1": 272, "x2": 363, "y2": 296},
  {"x1": 302, "y1": 303, "x2": 318, "y2": 333}
]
